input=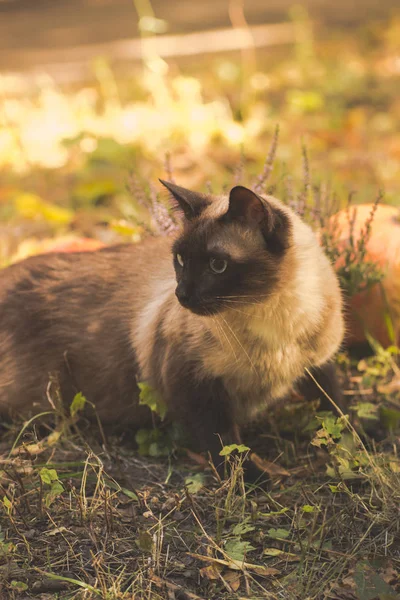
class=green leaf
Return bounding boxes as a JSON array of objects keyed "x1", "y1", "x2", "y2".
[
  {"x1": 225, "y1": 539, "x2": 255, "y2": 562},
  {"x1": 45, "y1": 481, "x2": 64, "y2": 507},
  {"x1": 136, "y1": 531, "x2": 153, "y2": 553},
  {"x1": 267, "y1": 528, "x2": 290, "y2": 540},
  {"x1": 138, "y1": 382, "x2": 167, "y2": 420},
  {"x1": 302, "y1": 504, "x2": 316, "y2": 513},
  {"x1": 137, "y1": 441, "x2": 150, "y2": 456},
  {"x1": 51, "y1": 481, "x2": 64, "y2": 495},
  {"x1": 354, "y1": 402, "x2": 379, "y2": 421},
  {"x1": 10, "y1": 581, "x2": 28, "y2": 591},
  {"x1": 135, "y1": 429, "x2": 150, "y2": 445},
  {"x1": 35, "y1": 571, "x2": 101, "y2": 595},
  {"x1": 89, "y1": 137, "x2": 131, "y2": 165},
  {"x1": 119, "y1": 487, "x2": 138, "y2": 501},
  {"x1": 354, "y1": 561, "x2": 397, "y2": 600},
  {"x1": 185, "y1": 474, "x2": 205, "y2": 494},
  {"x1": 39, "y1": 468, "x2": 58, "y2": 485},
  {"x1": 219, "y1": 443, "x2": 250, "y2": 456},
  {"x1": 148, "y1": 442, "x2": 166, "y2": 457},
  {"x1": 70, "y1": 392, "x2": 87, "y2": 418},
  {"x1": 323, "y1": 415, "x2": 344, "y2": 439},
  {"x1": 2, "y1": 496, "x2": 12, "y2": 511},
  {"x1": 380, "y1": 407, "x2": 400, "y2": 431},
  {"x1": 232, "y1": 521, "x2": 255, "y2": 536},
  {"x1": 74, "y1": 178, "x2": 119, "y2": 204},
  {"x1": 329, "y1": 484, "x2": 340, "y2": 493},
  {"x1": 260, "y1": 507, "x2": 289, "y2": 518}
]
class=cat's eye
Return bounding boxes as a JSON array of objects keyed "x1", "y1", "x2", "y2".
[
  {"x1": 210, "y1": 257, "x2": 228, "y2": 274},
  {"x1": 176, "y1": 253, "x2": 184, "y2": 267}
]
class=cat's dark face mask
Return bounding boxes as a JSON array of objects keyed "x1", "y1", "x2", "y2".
[{"x1": 160, "y1": 180, "x2": 292, "y2": 316}]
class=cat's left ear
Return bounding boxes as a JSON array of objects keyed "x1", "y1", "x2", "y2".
[
  {"x1": 159, "y1": 179, "x2": 210, "y2": 220},
  {"x1": 226, "y1": 186, "x2": 290, "y2": 253}
]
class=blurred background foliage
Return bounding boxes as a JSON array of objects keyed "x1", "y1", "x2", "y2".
[{"x1": 0, "y1": 1, "x2": 399, "y2": 263}]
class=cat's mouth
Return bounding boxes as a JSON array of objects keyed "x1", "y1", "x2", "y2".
[{"x1": 176, "y1": 294, "x2": 223, "y2": 316}]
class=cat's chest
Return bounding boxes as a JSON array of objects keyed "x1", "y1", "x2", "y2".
[{"x1": 202, "y1": 325, "x2": 305, "y2": 402}]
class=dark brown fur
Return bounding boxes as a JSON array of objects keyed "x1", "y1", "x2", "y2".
[{"x1": 0, "y1": 242, "x2": 160, "y2": 424}]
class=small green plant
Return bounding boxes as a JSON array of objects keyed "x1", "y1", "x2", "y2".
[
  {"x1": 138, "y1": 381, "x2": 167, "y2": 420},
  {"x1": 39, "y1": 467, "x2": 64, "y2": 507},
  {"x1": 135, "y1": 383, "x2": 188, "y2": 457},
  {"x1": 224, "y1": 538, "x2": 256, "y2": 562},
  {"x1": 311, "y1": 415, "x2": 370, "y2": 479},
  {"x1": 135, "y1": 427, "x2": 172, "y2": 457},
  {"x1": 219, "y1": 443, "x2": 250, "y2": 457},
  {"x1": 320, "y1": 194, "x2": 385, "y2": 297},
  {"x1": 357, "y1": 343, "x2": 399, "y2": 386},
  {"x1": 70, "y1": 391, "x2": 87, "y2": 418},
  {"x1": 185, "y1": 473, "x2": 205, "y2": 494}
]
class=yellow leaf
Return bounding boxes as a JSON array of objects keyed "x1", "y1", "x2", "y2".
[
  {"x1": 46, "y1": 431, "x2": 62, "y2": 446},
  {"x1": 12, "y1": 442, "x2": 43, "y2": 455},
  {"x1": 223, "y1": 570, "x2": 241, "y2": 591},
  {"x1": 189, "y1": 552, "x2": 280, "y2": 576},
  {"x1": 14, "y1": 193, "x2": 73, "y2": 225},
  {"x1": 110, "y1": 219, "x2": 142, "y2": 241},
  {"x1": 200, "y1": 564, "x2": 221, "y2": 580}
]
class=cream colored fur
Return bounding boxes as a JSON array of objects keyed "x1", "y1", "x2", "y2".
[{"x1": 132, "y1": 193, "x2": 344, "y2": 425}]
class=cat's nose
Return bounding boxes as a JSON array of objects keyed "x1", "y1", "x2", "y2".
[{"x1": 175, "y1": 285, "x2": 191, "y2": 307}]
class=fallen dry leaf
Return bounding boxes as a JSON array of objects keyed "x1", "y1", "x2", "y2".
[
  {"x1": 250, "y1": 453, "x2": 290, "y2": 477},
  {"x1": 223, "y1": 570, "x2": 241, "y2": 591},
  {"x1": 263, "y1": 548, "x2": 300, "y2": 562},
  {"x1": 378, "y1": 377, "x2": 400, "y2": 395},
  {"x1": 199, "y1": 564, "x2": 221, "y2": 580},
  {"x1": 12, "y1": 443, "x2": 45, "y2": 456},
  {"x1": 183, "y1": 448, "x2": 209, "y2": 467},
  {"x1": 46, "y1": 526, "x2": 69, "y2": 536},
  {"x1": 189, "y1": 552, "x2": 280, "y2": 576}
]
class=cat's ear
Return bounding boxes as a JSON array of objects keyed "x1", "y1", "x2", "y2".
[
  {"x1": 159, "y1": 179, "x2": 209, "y2": 220},
  {"x1": 227, "y1": 186, "x2": 290, "y2": 253},
  {"x1": 227, "y1": 186, "x2": 273, "y2": 227}
]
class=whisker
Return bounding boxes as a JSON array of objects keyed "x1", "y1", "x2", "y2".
[
  {"x1": 216, "y1": 295, "x2": 267, "y2": 299},
  {"x1": 213, "y1": 315, "x2": 238, "y2": 362},
  {"x1": 219, "y1": 314, "x2": 259, "y2": 377},
  {"x1": 217, "y1": 299, "x2": 264, "y2": 307},
  {"x1": 216, "y1": 296, "x2": 266, "y2": 305},
  {"x1": 220, "y1": 303, "x2": 251, "y2": 317},
  {"x1": 207, "y1": 315, "x2": 225, "y2": 353}
]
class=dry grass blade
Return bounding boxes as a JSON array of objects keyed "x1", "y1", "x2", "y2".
[
  {"x1": 150, "y1": 572, "x2": 206, "y2": 600},
  {"x1": 189, "y1": 553, "x2": 280, "y2": 577}
]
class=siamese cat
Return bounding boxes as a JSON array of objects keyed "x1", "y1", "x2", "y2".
[{"x1": 0, "y1": 181, "x2": 344, "y2": 481}]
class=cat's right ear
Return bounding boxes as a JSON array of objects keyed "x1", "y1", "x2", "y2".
[{"x1": 159, "y1": 180, "x2": 210, "y2": 220}]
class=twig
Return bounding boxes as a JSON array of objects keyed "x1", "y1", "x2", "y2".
[
  {"x1": 150, "y1": 572, "x2": 205, "y2": 600},
  {"x1": 254, "y1": 125, "x2": 279, "y2": 193}
]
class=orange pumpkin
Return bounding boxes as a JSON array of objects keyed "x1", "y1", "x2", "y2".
[
  {"x1": 332, "y1": 204, "x2": 400, "y2": 347},
  {"x1": 44, "y1": 237, "x2": 105, "y2": 254},
  {"x1": 10, "y1": 236, "x2": 105, "y2": 265}
]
